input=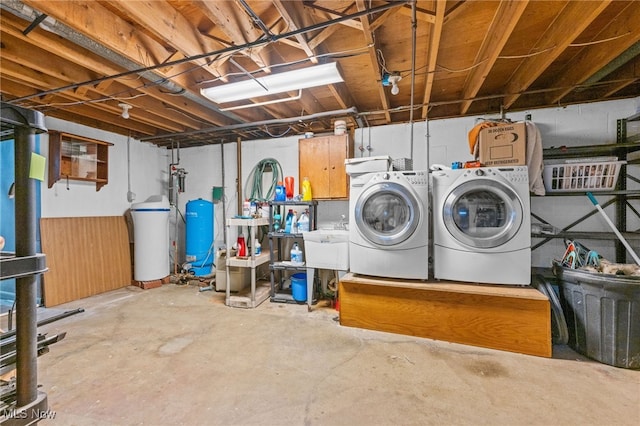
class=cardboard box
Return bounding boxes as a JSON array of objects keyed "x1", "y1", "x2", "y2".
[{"x1": 479, "y1": 122, "x2": 526, "y2": 166}]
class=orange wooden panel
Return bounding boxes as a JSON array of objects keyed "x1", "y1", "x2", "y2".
[
  {"x1": 339, "y1": 274, "x2": 551, "y2": 358},
  {"x1": 328, "y1": 134, "x2": 349, "y2": 198},
  {"x1": 40, "y1": 216, "x2": 132, "y2": 307}
]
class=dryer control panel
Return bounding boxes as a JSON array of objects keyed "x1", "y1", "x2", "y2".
[{"x1": 462, "y1": 166, "x2": 528, "y2": 184}]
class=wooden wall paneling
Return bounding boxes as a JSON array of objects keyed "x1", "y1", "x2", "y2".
[{"x1": 40, "y1": 216, "x2": 132, "y2": 306}]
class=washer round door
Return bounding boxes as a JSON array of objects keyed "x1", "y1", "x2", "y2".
[
  {"x1": 354, "y1": 181, "x2": 421, "y2": 246},
  {"x1": 443, "y1": 178, "x2": 523, "y2": 249}
]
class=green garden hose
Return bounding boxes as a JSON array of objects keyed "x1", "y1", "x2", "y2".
[{"x1": 246, "y1": 158, "x2": 283, "y2": 202}]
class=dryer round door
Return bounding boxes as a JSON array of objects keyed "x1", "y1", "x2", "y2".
[
  {"x1": 354, "y1": 181, "x2": 420, "y2": 246},
  {"x1": 442, "y1": 179, "x2": 523, "y2": 248}
]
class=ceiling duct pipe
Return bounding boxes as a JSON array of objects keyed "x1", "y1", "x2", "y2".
[
  {"x1": 141, "y1": 107, "x2": 359, "y2": 142},
  {"x1": 0, "y1": 0, "x2": 244, "y2": 121}
]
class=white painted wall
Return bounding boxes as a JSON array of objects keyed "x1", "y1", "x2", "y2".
[{"x1": 38, "y1": 97, "x2": 640, "y2": 271}]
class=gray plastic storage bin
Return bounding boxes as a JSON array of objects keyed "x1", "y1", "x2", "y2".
[{"x1": 553, "y1": 263, "x2": 640, "y2": 369}]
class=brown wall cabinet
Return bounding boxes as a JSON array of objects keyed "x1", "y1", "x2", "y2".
[
  {"x1": 48, "y1": 130, "x2": 112, "y2": 191},
  {"x1": 298, "y1": 134, "x2": 353, "y2": 199}
]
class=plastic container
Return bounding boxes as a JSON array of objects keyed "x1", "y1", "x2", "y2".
[
  {"x1": 302, "y1": 177, "x2": 312, "y2": 201},
  {"x1": 553, "y1": 262, "x2": 640, "y2": 369},
  {"x1": 215, "y1": 249, "x2": 249, "y2": 292},
  {"x1": 543, "y1": 160, "x2": 625, "y2": 192},
  {"x1": 291, "y1": 272, "x2": 307, "y2": 302},
  {"x1": 131, "y1": 195, "x2": 171, "y2": 281},
  {"x1": 274, "y1": 182, "x2": 286, "y2": 201},
  {"x1": 284, "y1": 209, "x2": 294, "y2": 234},
  {"x1": 253, "y1": 239, "x2": 261, "y2": 256},
  {"x1": 290, "y1": 242, "x2": 303, "y2": 265},
  {"x1": 185, "y1": 198, "x2": 214, "y2": 276},
  {"x1": 284, "y1": 176, "x2": 295, "y2": 199},
  {"x1": 298, "y1": 210, "x2": 310, "y2": 232},
  {"x1": 334, "y1": 120, "x2": 346, "y2": 135},
  {"x1": 237, "y1": 234, "x2": 247, "y2": 257}
]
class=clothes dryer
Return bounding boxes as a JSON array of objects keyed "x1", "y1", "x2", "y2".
[
  {"x1": 349, "y1": 170, "x2": 429, "y2": 279},
  {"x1": 431, "y1": 166, "x2": 531, "y2": 285}
]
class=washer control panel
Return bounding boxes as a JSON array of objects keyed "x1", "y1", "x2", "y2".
[{"x1": 370, "y1": 170, "x2": 429, "y2": 186}]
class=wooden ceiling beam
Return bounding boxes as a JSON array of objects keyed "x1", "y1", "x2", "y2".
[
  {"x1": 308, "y1": 25, "x2": 340, "y2": 50},
  {"x1": 397, "y1": 3, "x2": 436, "y2": 24},
  {"x1": 0, "y1": 77, "x2": 162, "y2": 135},
  {"x1": 599, "y1": 56, "x2": 640, "y2": 98},
  {"x1": 459, "y1": 0, "x2": 529, "y2": 115},
  {"x1": 272, "y1": 0, "x2": 318, "y2": 63},
  {"x1": 20, "y1": 0, "x2": 219, "y2": 96},
  {"x1": 0, "y1": 59, "x2": 186, "y2": 133},
  {"x1": 545, "y1": 2, "x2": 640, "y2": 105},
  {"x1": 105, "y1": 0, "x2": 224, "y2": 76},
  {"x1": 194, "y1": 0, "x2": 272, "y2": 72},
  {"x1": 501, "y1": 0, "x2": 612, "y2": 109},
  {"x1": 421, "y1": 1, "x2": 445, "y2": 119},
  {"x1": 0, "y1": 18, "x2": 229, "y2": 129},
  {"x1": 301, "y1": 2, "x2": 363, "y2": 31},
  {"x1": 369, "y1": 7, "x2": 402, "y2": 32}
]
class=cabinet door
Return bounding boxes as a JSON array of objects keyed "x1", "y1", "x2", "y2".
[
  {"x1": 299, "y1": 136, "x2": 331, "y2": 198},
  {"x1": 299, "y1": 134, "x2": 351, "y2": 199},
  {"x1": 328, "y1": 134, "x2": 350, "y2": 198}
]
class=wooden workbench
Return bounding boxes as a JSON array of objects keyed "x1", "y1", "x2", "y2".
[{"x1": 339, "y1": 273, "x2": 551, "y2": 358}]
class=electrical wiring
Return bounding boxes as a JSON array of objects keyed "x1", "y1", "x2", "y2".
[
  {"x1": 245, "y1": 158, "x2": 283, "y2": 202},
  {"x1": 569, "y1": 32, "x2": 631, "y2": 47},
  {"x1": 261, "y1": 125, "x2": 293, "y2": 138}
]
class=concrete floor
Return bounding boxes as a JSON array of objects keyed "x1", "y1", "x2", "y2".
[{"x1": 21, "y1": 282, "x2": 639, "y2": 425}]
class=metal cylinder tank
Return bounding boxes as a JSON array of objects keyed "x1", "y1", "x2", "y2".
[{"x1": 185, "y1": 198, "x2": 214, "y2": 276}]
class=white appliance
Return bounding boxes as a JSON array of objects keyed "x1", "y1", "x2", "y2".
[
  {"x1": 431, "y1": 166, "x2": 531, "y2": 285},
  {"x1": 349, "y1": 170, "x2": 430, "y2": 279}
]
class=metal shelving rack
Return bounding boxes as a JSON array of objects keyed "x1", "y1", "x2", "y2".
[
  {"x1": 0, "y1": 102, "x2": 49, "y2": 424},
  {"x1": 532, "y1": 114, "x2": 640, "y2": 263},
  {"x1": 268, "y1": 200, "x2": 318, "y2": 306}
]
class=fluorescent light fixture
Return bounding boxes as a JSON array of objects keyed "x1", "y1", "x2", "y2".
[{"x1": 200, "y1": 62, "x2": 343, "y2": 104}]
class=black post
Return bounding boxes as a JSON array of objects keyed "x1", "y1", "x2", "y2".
[{"x1": 14, "y1": 124, "x2": 39, "y2": 406}]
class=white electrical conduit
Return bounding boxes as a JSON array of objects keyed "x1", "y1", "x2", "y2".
[
  {"x1": 409, "y1": 0, "x2": 417, "y2": 161},
  {"x1": 141, "y1": 107, "x2": 358, "y2": 142},
  {"x1": 126, "y1": 133, "x2": 135, "y2": 202}
]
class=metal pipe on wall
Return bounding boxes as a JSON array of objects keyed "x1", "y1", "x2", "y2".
[
  {"x1": 236, "y1": 136, "x2": 242, "y2": 215},
  {"x1": 221, "y1": 140, "x2": 227, "y2": 250}
]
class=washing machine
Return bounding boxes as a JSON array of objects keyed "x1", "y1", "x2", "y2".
[
  {"x1": 349, "y1": 170, "x2": 429, "y2": 280},
  {"x1": 431, "y1": 166, "x2": 531, "y2": 285}
]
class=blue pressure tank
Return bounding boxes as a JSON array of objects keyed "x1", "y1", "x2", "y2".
[{"x1": 185, "y1": 198, "x2": 214, "y2": 276}]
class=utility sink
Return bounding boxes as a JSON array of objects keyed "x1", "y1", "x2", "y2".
[{"x1": 302, "y1": 229, "x2": 349, "y2": 270}]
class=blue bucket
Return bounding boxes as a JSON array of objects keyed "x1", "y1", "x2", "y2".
[{"x1": 291, "y1": 273, "x2": 307, "y2": 302}]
